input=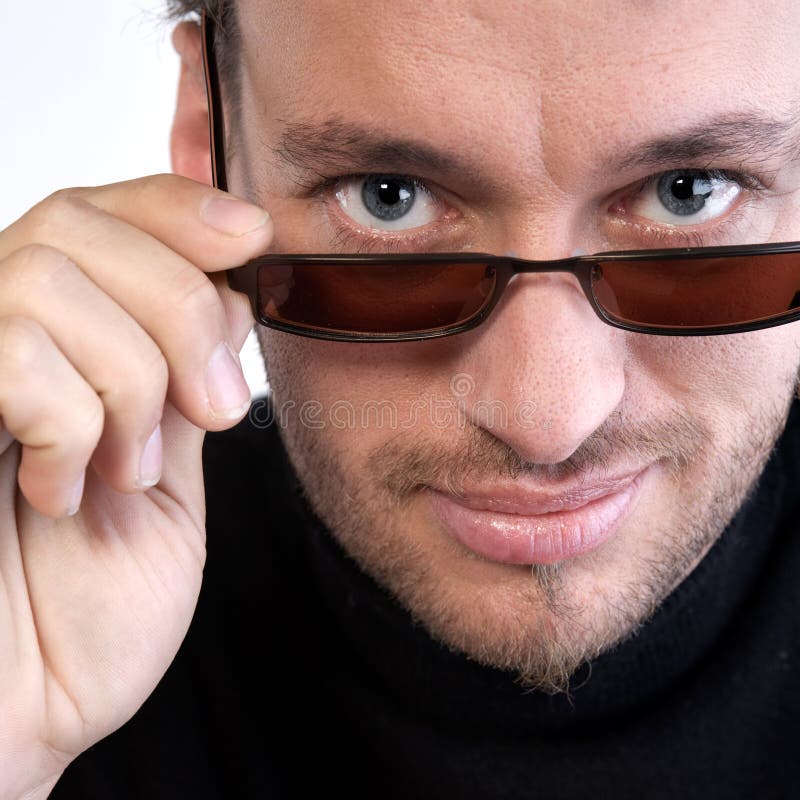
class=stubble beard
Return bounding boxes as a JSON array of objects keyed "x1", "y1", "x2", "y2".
[{"x1": 271, "y1": 383, "x2": 796, "y2": 695}]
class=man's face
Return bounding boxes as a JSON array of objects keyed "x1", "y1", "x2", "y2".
[{"x1": 227, "y1": 0, "x2": 800, "y2": 690}]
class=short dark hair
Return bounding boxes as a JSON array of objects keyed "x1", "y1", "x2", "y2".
[{"x1": 164, "y1": 0, "x2": 235, "y2": 38}]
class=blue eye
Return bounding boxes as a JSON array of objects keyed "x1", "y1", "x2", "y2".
[
  {"x1": 628, "y1": 168, "x2": 743, "y2": 227},
  {"x1": 362, "y1": 175, "x2": 417, "y2": 221},
  {"x1": 657, "y1": 170, "x2": 715, "y2": 216},
  {"x1": 333, "y1": 174, "x2": 444, "y2": 233}
]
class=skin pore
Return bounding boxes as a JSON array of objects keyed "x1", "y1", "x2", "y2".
[{"x1": 182, "y1": 0, "x2": 800, "y2": 692}]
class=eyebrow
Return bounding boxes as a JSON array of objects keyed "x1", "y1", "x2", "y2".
[
  {"x1": 271, "y1": 112, "x2": 800, "y2": 188},
  {"x1": 613, "y1": 112, "x2": 800, "y2": 173},
  {"x1": 271, "y1": 118, "x2": 488, "y2": 186}
]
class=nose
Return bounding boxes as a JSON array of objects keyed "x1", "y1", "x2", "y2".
[{"x1": 455, "y1": 272, "x2": 626, "y2": 465}]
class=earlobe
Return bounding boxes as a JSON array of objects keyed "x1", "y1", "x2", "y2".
[{"x1": 170, "y1": 21, "x2": 213, "y2": 186}]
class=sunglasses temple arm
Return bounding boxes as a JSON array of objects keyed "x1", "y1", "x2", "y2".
[
  {"x1": 201, "y1": 11, "x2": 228, "y2": 192},
  {"x1": 201, "y1": 11, "x2": 263, "y2": 317}
]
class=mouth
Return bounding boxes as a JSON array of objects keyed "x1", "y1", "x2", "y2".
[{"x1": 424, "y1": 466, "x2": 652, "y2": 565}]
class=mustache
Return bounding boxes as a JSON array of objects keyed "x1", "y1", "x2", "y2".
[{"x1": 368, "y1": 409, "x2": 710, "y2": 499}]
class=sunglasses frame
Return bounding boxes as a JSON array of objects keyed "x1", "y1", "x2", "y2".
[{"x1": 200, "y1": 11, "x2": 800, "y2": 342}]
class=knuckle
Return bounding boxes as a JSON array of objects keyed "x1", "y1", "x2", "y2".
[
  {"x1": 128, "y1": 173, "x2": 185, "y2": 208},
  {"x1": 74, "y1": 392, "x2": 105, "y2": 448},
  {"x1": 144, "y1": 172, "x2": 182, "y2": 192},
  {"x1": 3, "y1": 243, "x2": 75, "y2": 296},
  {"x1": 171, "y1": 267, "x2": 224, "y2": 324},
  {"x1": 23, "y1": 192, "x2": 95, "y2": 251},
  {"x1": 46, "y1": 186, "x2": 81, "y2": 203},
  {"x1": 135, "y1": 338, "x2": 170, "y2": 395},
  {"x1": 0, "y1": 315, "x2": 49, "y2": 373},
  {"x1": 103, "y1": 337, "x2": 169, "y2": 414},
  {"x1": 42, "y1": 391, "x2": 104, "y2": 457},
  {"x1": 29, "y1": 189, "x2": 80, "y2": 228},
  {"x1": 0, "y1": 317, "x2": 105, "y2": 453},
  {"x1": 144, "y1": 345, "x2": 170, "y2": 400}
]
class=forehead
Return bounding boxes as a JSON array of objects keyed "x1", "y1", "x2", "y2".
[{"x1": 237, "y1": 1, "x2": 798, "y2": 188}]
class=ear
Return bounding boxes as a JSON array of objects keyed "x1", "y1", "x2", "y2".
[{"x1": 170, "y1": 21, "x2": 213, "y2": 185}]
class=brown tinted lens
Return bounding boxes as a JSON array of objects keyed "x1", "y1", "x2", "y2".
[
  {"x1": 257, "y1": 260, "x2": 496, "y2": 336},
  {"x1": 592, "y1": 252, "x2": 800, "y2": 328}
]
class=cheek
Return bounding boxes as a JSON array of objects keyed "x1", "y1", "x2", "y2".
[
  {"x1": 261, "y1": 321, "x2": 480, "y2": 402},
  {"x1": 259, "y1": 332, "x2": 451, "y2": 455},
  {"x1": 628, "y1": 326, "x2": 800, "y2": 424}
]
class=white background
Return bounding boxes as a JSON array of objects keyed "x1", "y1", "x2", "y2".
[{"x1": 1, "y1": 0, "x2": 268, "y2": 395}]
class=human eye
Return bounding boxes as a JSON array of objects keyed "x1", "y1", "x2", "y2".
[
  {"x1": 631, "y1": 168, "x2": 749, "y2": 224},
  {"x1": 329, "y1": 174, "x2": 451, "y2": 238},
  {"x1": 608, "y1": 168, "x2": 766, "y2": 244}
]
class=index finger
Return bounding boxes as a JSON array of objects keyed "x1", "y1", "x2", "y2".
[{"x1": 1, "y1": 173, "x2": 273, "y2": 273}]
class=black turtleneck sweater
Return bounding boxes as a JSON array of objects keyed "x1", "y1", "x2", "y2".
[{"x1": 52, "y1": 400, "x2": 800, "y2": 799}]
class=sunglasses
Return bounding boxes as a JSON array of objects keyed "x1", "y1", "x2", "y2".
[{"x1": 201, "y1": 13, "x2": 800, "y2": 342}]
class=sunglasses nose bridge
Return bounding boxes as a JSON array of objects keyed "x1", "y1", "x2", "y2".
[
  {"x1": 509, "y1": 255, "x2": 586, "y2": 276},
  {"x1": 502, "y1": 258, "x2": 596, "y2": 309}
]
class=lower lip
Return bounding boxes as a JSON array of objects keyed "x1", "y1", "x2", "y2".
[{"x1": 426, "y1": 469, "x2": 649, "y2": 565}]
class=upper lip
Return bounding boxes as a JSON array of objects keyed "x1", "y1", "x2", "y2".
[{"x1": 427, "y1": 466, "x2": 650, "y2": 516}]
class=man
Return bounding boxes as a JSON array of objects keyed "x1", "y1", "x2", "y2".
[{"x1": 1, "y1": 0, "x2": 798, "y2": 797}]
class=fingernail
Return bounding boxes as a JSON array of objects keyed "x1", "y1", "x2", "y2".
[
  {"x1": 206, "y1": 342, "x2": 252, "y2": 419},
  {"x1": 138, "y1": 425, "x2": 163, "y2": 489},
  {"x1": 201, "y1": 196, "x2": 270, "y2": 237},
  {"x1": 67, "y1": 472, "x2": 85, "y2": 517}
]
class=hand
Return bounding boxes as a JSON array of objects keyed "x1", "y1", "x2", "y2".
[{"x1": 0, "y1": 174, "x2": 272, "y2": 798}]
